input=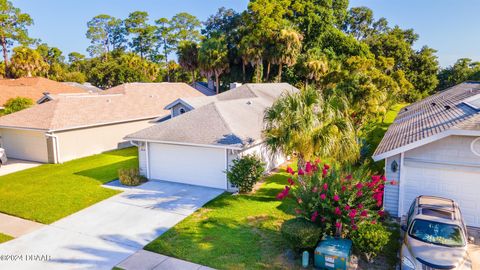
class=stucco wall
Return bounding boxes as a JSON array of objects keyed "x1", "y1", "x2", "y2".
[
  {"x1": 0, "y1": 128, "x2": 49, "y2": 163},
  {"x1": 384, "y1": 154, "x2": 401, "y2": 217},
  {"x1": 237, "y1": 143, "x2": 285, "y2": 171},
  {"x1": 55, "y1": 119, "x2": 156, "y2": 163},
  {"x1": 137, "y1": 142, "x2": 147, "y2": 176}
]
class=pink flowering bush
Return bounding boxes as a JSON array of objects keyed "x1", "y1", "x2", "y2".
[{"x1": 277, "y1": 160, "x2": 394, "y2": 236}]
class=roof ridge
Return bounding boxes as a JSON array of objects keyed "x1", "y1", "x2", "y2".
[
  {"x1": 46, "y1": 99, "x2": 62, "y2": 130},
  {"x1": 212, "y1": 102, "x2": 234, "y2": 134}
]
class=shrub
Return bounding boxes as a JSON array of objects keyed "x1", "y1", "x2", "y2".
[
  {"x1": 350, "y1": 222, "x2": 391, "y2": 262},
  {"x1": 277, "y1": 160, "x2": 396, "y2": 236},
  {"x1": 281, "y1": 218, "x2": 323, "y2": 252},
  {"x1": 118, "y1": 168, "x2": 147, "y2": 186},
  {"x1": 3, "y1": 97, "x2": 34, "y2": 115},
  {"x1": 226, "y1": 154, "x2": 265, "y2": 193}
]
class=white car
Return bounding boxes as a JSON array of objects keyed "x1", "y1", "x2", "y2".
[{"x1": 0, "y1": 148, "x2": 7, "y2": 167}]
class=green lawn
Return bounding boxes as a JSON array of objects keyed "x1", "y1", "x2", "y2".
[
  {"x1": 0, "y1": 233, "x2": 13, "y2": 243},
  {"x1": 0, "y1": 147, "x2": 138, "y2": 224},
  {"x1": 145, "y1": 171, "x2": 298, "y2": 270}
]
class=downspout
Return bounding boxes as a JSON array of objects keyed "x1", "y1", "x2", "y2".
[{"x1": 45, "y1": 132, "x2": 61, "y2": 164}]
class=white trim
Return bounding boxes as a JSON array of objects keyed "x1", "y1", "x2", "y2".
[
  {"x1": 164, "y1": 98, "x2": 195, "y2": 110},
  {"x1": 50, "y1": 116, "x2": 162, "y2": 132},
  {"x1": 0, "y1": 126, "x2": 48, "y2": 132},
  {"x1": 404, "y1": 157, "x2": 480, "y2": 168},
  {"x1": 471, "y1": 137, "x2": 480, "y2": 157},
  {"x1": 127, "y1": 138, "x2": 243, "y2": 150},
  {"x1": 45, "y1": 132, "x2": 61, "y2": 164},
  {"x1": 146, "y1": 142, "x2": 150, "y2": 179},
  {"x1": 397, "y1": 152, "x2": 406, "y2": 217},
  {"x1": 225, "y1": 148, "x2": 228, "y2": 190},
  {"x1": 373, "y1": 129, "x2": 480, "y2": 161}
]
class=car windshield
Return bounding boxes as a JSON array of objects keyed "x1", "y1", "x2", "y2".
[{"x1": 409, "y1": 219, "x2": 465, "y2": 247}]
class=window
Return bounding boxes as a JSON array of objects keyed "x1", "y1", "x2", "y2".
[
  {"x1": 179, "y1": 108, "x2": 186, "y2": 114},
  {"x1": 407, "y1": 200, "x2": 416, "y2": 226},
  {"x1": 409, "y1": 219, "x2": 465, "y2": 247}
]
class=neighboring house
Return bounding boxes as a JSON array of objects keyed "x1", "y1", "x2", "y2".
[
  {"x1": 125, "y1": 83, "x2": 299, "y2": 190},
  {"x1": 0, "y1": 77, "x2": 87, "y2": 106},
  {"x1": 0, "y1": 83, "x2": 206, "y2": 163},
  {"x1": 61, "y1": 82, "x2": 103, "y2": 93},
  {"x1": 373, "y1": 82, "x2": 480, "y2": 227}
]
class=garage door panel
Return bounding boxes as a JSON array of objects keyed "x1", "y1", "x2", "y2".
[
  {"x1": 404, "y1": 166, "x2": 480, "y2": 227},
  {"x1": 1, "y1": 129, "x2": 48, "y2": 163},
  {"x1": 148, "y1": 143, "x2": 226, "y2": 189}
]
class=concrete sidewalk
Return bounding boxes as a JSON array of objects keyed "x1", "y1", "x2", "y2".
[
  {"x1": 0, "y1": 159, "x2": 41, "y2": 176},
  {"x1": 117, "y1": 250, "x2": 215, "y2": 270},
  {"x1": 0, "y1": 213, "x2": 44, "y2": 237}
]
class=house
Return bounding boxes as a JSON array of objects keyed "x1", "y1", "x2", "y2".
[
  {"x1": 0, "y1": 83, "x2": 206, "y2": 163},
  {"x1": 373, "y1": 82, "x2": 480, "y2": 227},
  {"x1": 0, "y1": 77, "x2": 87, "y2": 107},
  {"x1": 125, "y1": 83, "x2": 299, "y2": 190}
]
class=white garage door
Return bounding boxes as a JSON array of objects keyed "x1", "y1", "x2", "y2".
[
  {"x1": 0, "y1": 129, "x2": 48, "y2": 163},
  {"x1": 148, "y1": 143, "x2": 227, "y2": 189},
  {"x1": 403, "y1": 165, "x2": 480, "y2": 227}
]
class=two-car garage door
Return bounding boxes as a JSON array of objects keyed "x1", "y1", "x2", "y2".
[
  {"x1": 403, "y1": 165, "x2": 480, "y2": 227},
  {"x1": 148, "y1": 143, "x2": 227, "y2": 189},
  {"x1": 0, "y1": 129, "x2": 49, "y2": 163}
]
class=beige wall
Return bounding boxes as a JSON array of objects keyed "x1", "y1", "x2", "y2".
[
  {"x1": 55, "y1": 119, "x2": 156, "y2": 163},
  {"x1": 0, "y1": 128, "x2": 49, "y2": 163}
]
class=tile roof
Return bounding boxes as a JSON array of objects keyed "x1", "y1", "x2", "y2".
[
  {"x1": 0, "y1": 82, "x2": 205, "y2": 131},
  {"x1": 126, "y1": 83, "x2": 300, "y2": 148},
  {"x1": 0, "y1": 77, "x2": 87, "y2": 106},
  {"x1": 373, "y1": 82, "x2": 480, "y2": 159}
]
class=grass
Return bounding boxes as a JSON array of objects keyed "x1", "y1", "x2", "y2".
[
  {"x1": 0, "y1": 147, "x2": 138, "y2": 224},
  {"x1": 364, "y1": 103, "x2": 408, "y2": 173},
  {"x1": 145, "y1": 170, "x2": 299, "y2": 270},
  {"x1": 0, "y1": 233, "x2": 13, "y2": 243}
]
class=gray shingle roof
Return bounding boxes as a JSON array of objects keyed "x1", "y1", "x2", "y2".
[
  {"x1": 373, "y1": 82, "x2": 480, "y2": 160},
  {"x1": 125, "y1": 83, "x2": 299, "y2": 148}
]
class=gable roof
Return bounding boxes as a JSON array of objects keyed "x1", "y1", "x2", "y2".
[
  {"x1": 0, "y1": 77, "x2": 87, "y2": 106},
  {"x1": 372, "y1": 82, "x2": 480, "y2": 161},
  {"x1": 125, "y1": 83, "x2": 299, "y2": 149},
  {"x1": 0, "y1": 82, "x2": 205, "y2": 131}
]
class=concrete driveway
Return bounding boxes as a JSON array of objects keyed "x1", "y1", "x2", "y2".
[
  {"x1": 0, "y1": 159, "x2": 41, "y2": 176},
  {"x1": 0, "y1": 180, "x2": 223, "y2": 270}
]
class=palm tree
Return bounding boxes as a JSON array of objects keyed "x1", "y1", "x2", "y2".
[
  {"x1": 273, "y1": 27, "x2": 303, "y2": 82},
  {"x1": 239, "y1": 34, "x2": 264, "y2": 83},
  {"x1": 177, "y1": 41, "x2": 199, "y2": 84},
  {"x1": 9, "y1": 46, "x2": 49, "y2": 78},
  {"x1": 263, "y1": 87, "x2": 359, "y2": 169},
  {"x1": 198, "y1": 34, "x2": 229, "y2": 94},
  {"x1": 305, "y1": 58, "x2": 328, "y2": 86}
]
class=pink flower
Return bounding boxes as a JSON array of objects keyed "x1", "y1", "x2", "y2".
[
  {"x1": 298, "y1": 168, "x2": 304, "y2": 175},
  {"x1": 341, "y1": 186, "x2": 346, "y2": 192},
  {"x1": 335, "y1": 221, "x2": 342, "y2": 229},
  {"x1": 380, "y1": 175, "x2": 386, "y2": 182},
  {"x1": 276, "y1": 192, "x2": 285, "y2": 200},
  {"x1": 334, "y1": 207, "x2": 342, "y2": 216},
  {"x1": 322, "y1": 168, "x2": 328, "y2": 177},
  {"x1": 378, "y1": 210, "x2": 385, "y2": 216},
  {"x1": 276, "y1": 186, "x2": 290, "y2": 200},
  {"x1": 324, "y1": 164, "x2": 330, "y2": 170},
  {"x1": 295, "y1": 208, "x2": 302, "y2": 214},
  {"x1": 297, "y1": 198, "x2": 303, "y2": 204},
  {"x1": 320, "y1": 193, "x2": 326, "y2": 200},
  {"x1": 357, "y1": 203, "x2": 364, "y2": 209},
  {"x1": 345, "y1": 174, "x2": 352, "y2": 180},
  {"x1": 288, "y1": 178, "x2": 295, "y2": 186},
  {"x1": 286, "y1": 166, "x2": 294, "y2": 174},
  {"x1": 371, "y1": 175, "x2": 380, "y2": 183},
  {"x1": 390, "y1": 180, "x2": 397, "y2": 185},
  {"x1": 351, "y1": 224, "x2": 358, "y2": 230},
  {"x1": 355, "y1": 183, "x2": 363, "y2": 190},
  {"x1": 333, "y1": 194, "x2": 340, "y2": 202},
  {"x1": 323, "y1": 183, "x2": 328, "y2": 191},
  {"x1": 321, "y1": 216, "x2": 326, "y2": 223},
  {"x1": 345, "y1": 205, "x2": 351, "y2": 211},
  {"x1": 360, "y1": 210, "x2": 368, "y2": 217},
  {"x1": 312, "y1": 186, "x2": 318, "y2": 193},
  {"x1": 371, "y1": 220, "x2": 377, "y2": 224},
  {"x1": 305, "y1": 162, "x2": 313, "y2": 174},
  {"x1": 348, "y1": 209, "x2": 357, "y2": 219},
  {"x1": 356, "y1": 190, "x2": 363, "y2": 197},
  {"x1": 315, "y1": 158, "x2": 321, "y2": 164},
  {"x1": 311, "y1": 211, "x2": 319, "y2": 222}
]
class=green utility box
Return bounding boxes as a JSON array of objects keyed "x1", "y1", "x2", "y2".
[{"x1": 314, "y1": 236, "x2": 352, "y2": 270}]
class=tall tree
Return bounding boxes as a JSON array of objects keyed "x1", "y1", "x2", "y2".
[
  {"x1": 263, "y1": 86, "x2": 359, "y2": 168},
  {"x1": 86, "y1": 14, "x2": 126, "y2": 59},
  {"x1": 168, "y1": 12, "x2": 202, "y2": 46},
  {"x1": 177, "y1": 41, "x2": 199, "y2": 84},
  {"x1": 273, "y1": 27, "x2": 303, "y2": 81},
  {"x1": 198, "y1": 34, "x2": 229, "y2": 94},
  {"x1": 0, "y1": 0, "x2": 33, "y2": 75},
  {"x1": 405, "y1": 46, "x2": 439, "y2": 100},
  {"x1": 124, "y1": 11, "x2": 157, "y2": 60},
  {"x1": 437, "y1": 58, "x2": 480, "y2": 90},
  {"x1": 9, "y1": 46, "x2": 49, "y2": 78}
]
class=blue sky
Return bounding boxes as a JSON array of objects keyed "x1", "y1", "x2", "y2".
[{"x1": 11, "y1": 0, "x2": 479, "y2": 67}]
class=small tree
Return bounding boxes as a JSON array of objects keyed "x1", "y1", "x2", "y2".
[
  {"x1": 3, "y1": 97, "x2": 33, "y2": 114},
  {"x1": 226, "y1": 154, "x2": 266, "y2": 193}
]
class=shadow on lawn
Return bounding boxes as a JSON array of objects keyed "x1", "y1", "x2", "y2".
[{"x1": 74, "y1": 159, "x2": 136, "y2": 184}]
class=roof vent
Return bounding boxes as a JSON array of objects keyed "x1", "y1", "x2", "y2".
[
  {"x1": 404, "y1": 108, "x2": 408, "y2": 112},
  {"x1": 431, "y1": 102, "x2": 437, "y2": 106},
  {"x1": 246, "y1": 100, "x2": 252, "y2": 105},
  {"x1": 444, "y1": 105, "x2": 451, "y2": 110},
  {"x1": 106, "y1": 99, "x2": 111, "y2": 103},
  {"x1": 43, "y1": 92, "x2": 50, "y2": 96}
]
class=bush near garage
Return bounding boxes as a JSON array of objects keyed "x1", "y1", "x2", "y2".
[
  {"x1": 350, "y1": 222, "x2": 391, "y2": 262},
  {"x1": 226, "y1": 154, "x2": 266, "y2": 193},
  {"x1": 118, "y1": 168, "x2": 147, "y2": 186},
  {"x1": 281, "y1": 217, "x2": 323, "y2": 252}
]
